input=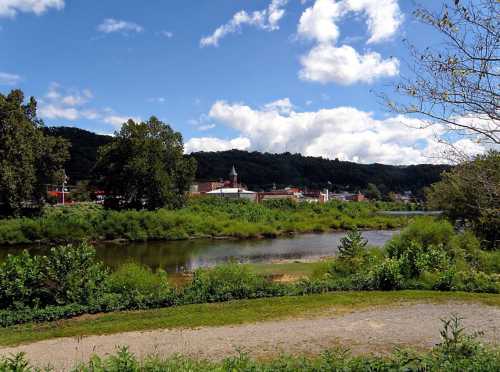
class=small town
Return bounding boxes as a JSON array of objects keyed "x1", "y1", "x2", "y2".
[{"x1": 0, "y1": 0, "x2": 498, "y2": 371}]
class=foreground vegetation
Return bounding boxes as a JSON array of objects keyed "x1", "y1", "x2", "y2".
[
  {"x1": 2, "y1": 316, "x2": 500, "y2": 371},
  {"x1": 0, "y1": 198, "x2": 408, "y2": 246},
  {"x1": 0, "y1": 218, "x2": 498, "y2": 329}
]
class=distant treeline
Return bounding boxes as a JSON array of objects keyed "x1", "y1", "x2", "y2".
[{"x1": 44, "y1": 127, "x2": 449, "y2": 194}]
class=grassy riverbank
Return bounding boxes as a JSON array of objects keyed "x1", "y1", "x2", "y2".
[
  {"x1": 0, "y1": 199, "x2": 408, "y2": 246},
  {"x1": 1, "y1": 290, "x2": 499, "y2": 347}
]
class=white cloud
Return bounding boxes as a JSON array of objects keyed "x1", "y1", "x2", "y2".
[
  {"x1": 38, "y1": 83, "x2": 138, "y2": 128},
  {"x1": 185, "y1": 99, "x2": 487, "y2": 164},
  {"x1": 264, "y1": 98, "x2": 294, "y2": 115},
  {"x1": 0, "y1": 71, "x2": 21, "y2": 85},
  {"x1": 185, "y1": 136, "x2": 251, "y2": 153},
  {"x1": 159, "y1": 30, "x2": 173, "y2": 38},
  {"x1": 39, "y1": 84, "x2": 96, "y2": 120},
  {"x1": 298, "y1": 0, "x2": 341, "y2": 44},
  {"x1": 0, "y1": 0, "x2": 64, "y2": 17},
  {"x1": 297, "y1": 0, "x2": 402, "y2": 85},
  {"x1": 299, "y1": 44, "x2": 399, "y2": 84},
  {"x1": 39, "y1": 104, "x2": 79, "y2": 121},
  {"x1": 197, "y1": 124, "x2": 216, "y2": 131},
  {"x1": 297, "y1": 0, "x2": 402, "y2": 44},
  {"x1": 200, "y1": 0, "x2": 288, "y2": 47},
  {"x1": 345, "y1": 0, "x2": 403, "y2": 44},
  {"x1": 103, "y1": 115, "x2": 141, "y2": 128},
  {"x1": 97, "y1": 18, "x2": 143, "y2": 34}
]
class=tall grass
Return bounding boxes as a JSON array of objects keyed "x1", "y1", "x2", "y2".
[{"x1": 0, "y1": 199, "x2": 408, "y2": 246}]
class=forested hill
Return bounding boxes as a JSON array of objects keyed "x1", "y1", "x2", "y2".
[
  {"x1": 192, "y1": 151, "x2": 449, "y2": 194},
  {"x1": 43, "y1": 127, "x2": 112, "y2": 183},
  {"x1": 45, "y1": 126, "x2": 448, "y2": 193}
]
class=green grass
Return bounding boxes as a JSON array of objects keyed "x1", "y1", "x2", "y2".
[
  {"x1": 2, "y1": 290, "x2": 499, "y2": 347},
  {"x1": 0, "y1": 198, "x2": 409, "y2": 246}
]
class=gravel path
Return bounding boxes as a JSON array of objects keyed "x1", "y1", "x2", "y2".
[{"x1": 1, "y1": 302, "x2": 500, "y2": 371}]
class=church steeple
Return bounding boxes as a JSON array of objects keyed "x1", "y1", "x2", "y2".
[{"x1": 229, "y1": 165, "x2": 238, "y2": 187}]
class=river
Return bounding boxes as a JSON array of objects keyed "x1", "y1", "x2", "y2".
[{"x1": 0, "y1": 230, "x2": 399, "y2": 273}]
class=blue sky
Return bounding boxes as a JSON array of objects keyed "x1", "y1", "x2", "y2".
[{"x1": 0, "y1": 0, "x2": 483, "y2": 164}]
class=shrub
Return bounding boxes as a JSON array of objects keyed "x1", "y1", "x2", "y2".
[
  {"x1": 451, "y1": 271, "x2": 499, "y2": 293},
  {"x1": 0, "y1": 243, "x2": 109, "y2": 310},
  {"x1": 0, "y1": 251, "x2": 44, "y2": 309},
  {"x1": 183, "y1": 263, "x2": 280, "y2": 303},
  {"x1": 368, "y1": 258, "x2": 404, "y2": 290},
  {"x1": 108, "y1": 263, "x2": 174, "y2": 309}
]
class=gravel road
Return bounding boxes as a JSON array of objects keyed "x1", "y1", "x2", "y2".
[{"x1": 1, "y1": 302, "x2": 499, "y2": 371}]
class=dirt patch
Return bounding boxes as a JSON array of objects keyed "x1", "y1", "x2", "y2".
[{"x1": 1, "y1": 302, "x2": 499, "y2": 371}]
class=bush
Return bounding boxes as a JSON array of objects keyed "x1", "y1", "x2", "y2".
[
  {"x1": 108, "y1": 263, "x2": 174, "y2": 309},
  {"x1": 367, "y1": 258, "x2": 404, "y2": 290},
  {"x1": 0, "y1": 243, "x2": 109, "y2": 311},
  {"x1": 183, "y1": 263, "x2": 281, "y2": 303}
]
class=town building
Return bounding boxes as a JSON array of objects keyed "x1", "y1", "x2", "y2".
[{"x1": 202, "y1": 165, "x2": 258, "y2": 202}]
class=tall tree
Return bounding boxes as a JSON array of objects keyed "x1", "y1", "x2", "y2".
[
  {"x1": 0, "y1": 90, "x2": 69, "y2": 216},
  {"x1": 426, "y1": 150, "x2": 499, "y2": 249},
  {"x1": 93, "y1": 117, "x2": 197, "y2": 210},
  {"x1": 386, "y1": 0, "x2": 499, "y2": 146}
]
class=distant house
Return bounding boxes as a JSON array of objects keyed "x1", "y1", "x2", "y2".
[
  {"x1": 300, "y1": 190, "x2": 329, "y2": 203},
  {"x1": 190, "y1": 181, "x2": 224, "y2": 194},
  {"x1": 331, "y1": 192, "x2": 365, "y2": 202},
  {"x1": 257, "y1": 190, "x2": 299, "y2": 203}
]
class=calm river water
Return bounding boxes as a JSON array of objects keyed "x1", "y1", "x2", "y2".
[{"x1": 0, "y1": 230, "x2": 398, "y2": 273}]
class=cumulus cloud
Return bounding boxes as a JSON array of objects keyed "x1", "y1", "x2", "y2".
[
  {"x1": 297, "y1": 0, "x2": 342, "y2": 44},
  {"x1": 185, "y1": 99, "x2": 487, "y2": 164},
  {"x1": 297, "y1": 0, "x2": 402, "y2": 85},
  {"x1": 200, "y1": 0, "x2": 288, "y2": 47},
  {"x1": 0, "y1": 71, "x2": 21, "y2": 85},
  {"x1": 185, "y1": 136, "x2": 251, "y2": 153},
  {"x1": 0, "y1": 0, "x2": 64, "y2": 17},
  {"x1": 299, "y1": 44, "x2": 399, "y2": 84},
  {"x1": 345, "y1": 0, "x2": 403, "y2": 44},
  {"x1": 97, "y1": 18, "x2": 143, "y2": 34}
]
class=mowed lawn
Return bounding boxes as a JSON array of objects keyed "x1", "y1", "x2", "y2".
[{"x1": 1, "y1": 291, "x2": 499, "y2": 347}]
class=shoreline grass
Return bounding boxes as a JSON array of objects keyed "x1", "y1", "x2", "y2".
[
  {"x1": 0, "y1": 199, "x2": 409, "y2": 247},
  {"x1": 1, "y1": 290, "x2": 499, "y2": 347}
]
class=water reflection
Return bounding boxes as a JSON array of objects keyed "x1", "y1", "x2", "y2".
[{"x1": 0, "y1": 230, "x2": 398, "y2": 273}]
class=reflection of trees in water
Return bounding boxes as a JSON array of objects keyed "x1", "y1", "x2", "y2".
[{"x1": 0, "y1": 230, "x2": 399, "y2": 273}]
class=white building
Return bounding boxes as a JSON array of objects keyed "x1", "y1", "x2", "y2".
[{"x1": 206, "y1": 188, "x2": 257, "y2": 201}]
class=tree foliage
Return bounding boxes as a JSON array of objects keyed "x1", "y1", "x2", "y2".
[
  {"x1": 387, "y1": 0, "x2": 499, "y2": 146},
  {"x1": 426, "y1": 150, "x2": 500, "y2": 249},
  {"x1": 337, "y1": 228, "x2": 368, "y2": 259},
  {"x1": 364, "y1": 183, "x2": 382, "y2": 200},
  {"x1": 0, "y1": 90, "x2": 69, "y2": 216},
  {"x1": 93, "y1": 117, "x2": 197, "y2": 210}
]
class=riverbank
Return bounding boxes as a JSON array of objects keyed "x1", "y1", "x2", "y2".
[{"x1": 0, "y1": 199, "x2": 409, "y2": 246}]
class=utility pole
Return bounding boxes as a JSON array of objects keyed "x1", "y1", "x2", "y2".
[{"x1": 62, "y1": 170, "x2": 68, "y2": 205}]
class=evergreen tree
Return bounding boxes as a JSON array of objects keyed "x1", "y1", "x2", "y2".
[{"x1": 338, "y1": 228, "x2": 368, "y2": 259}]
